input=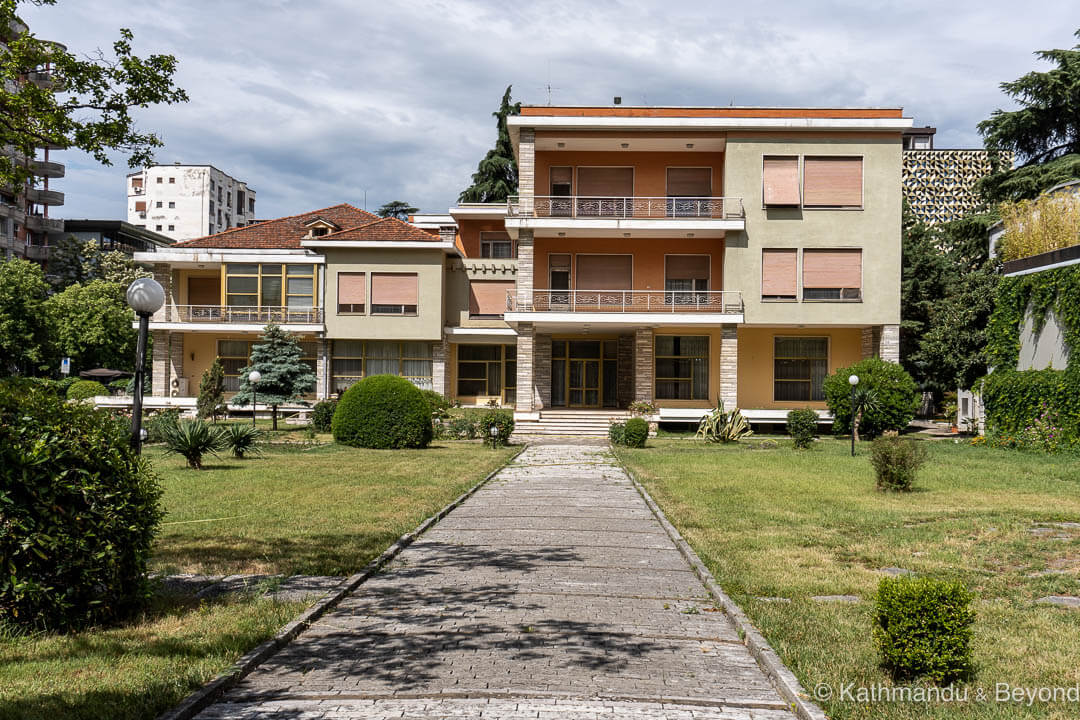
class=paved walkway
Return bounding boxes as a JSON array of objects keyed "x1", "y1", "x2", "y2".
[{"x1": 195, "y1": 444, "x2": 794, "y2": 720}]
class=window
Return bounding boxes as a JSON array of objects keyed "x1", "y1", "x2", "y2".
[
  {"x1": 666, "y1": 168, "x2": 712, "y2": 217},
  {"x1": 576, "y1": 167, "x2": 633, "y2": 216},
  {"x1": 155, "y1": 201, "x2": 163, "y2": 208},
  {"x1": 209, "y1": 224, "x2": 215, "y2": 234},
  {"x1": 763, "y1": 155, "x2": 800, "y2": 206},
  {"x1": 456, "y1": 344, "x2": 516, "y2": 403},
  {"x1": 761, "y1": 249, "x2": 797, "y2": 300},
  {"x1": 156, "y1": 177, "x2": 163, "y2": 184},
  {"x1": 331, "y1": 340, "x2": 432, "y2": 394},
  {"x1": 218, "y1": 188, "x2": 222, "y2": 202},
  {"x1": 210, "y1": 179, "x2": 215, "y2": 191},
  {"x1": 155, "y1": 224, "x2": 162, "y2": 231},
  {"x1": 134, "y1": 201, "x2": 146, "y2": 212},
  {"x1": 237, "y1": 191, "x2": 245, "y2": 214},
  {"x1": 802, "y1": 249, "x2": 862, "y2": 301},
  {"x1": 219, "y1": 339, "x2": 316, "y2": 393},
  {"x1": 224, "y1": 263, "x2": 316, "y2": 309},
  {"x1": 480, "y1": 231, "x2": 513, "y2": 258},
  {"x1": 575, "y1": 254, "x2": 632, "y2": 290},
  {"x1": 337, "y1": 272, "x2": 366, "y2": 313},
  {"x1": 168, "y1": 201, "x2": 175, "y2": 208},
  {"x1": 249, "y1": 198, "x2": 255, "y2": 213},
  {"x1": 218, "y1": 210, "x2": 222, "y2": 225},
  {"x1": 655, "y1": 336, "x2": 708, "y2": 400},
  {"x1": 803, "y1": 157, "x2": 863, "y2": 208},
  {"x1": 168, "y1": 225, "x2": 175, "y2": 231},
  {"x1": 168, "y1": 177, "x2": 175, "y2": 184},
  {"x1": 469, "y1": 280, "x2": 514, "y2": 316},
  {"x1": 210, "y1": 201, "x2": 215, "y2": 214},
  {"x1": 310, "y1": 226, "x2": 330, "y2": 237},
  {"x1": 665, "y1": 255, "x2": 709, "y2": 305},
  {"x1": 370, "y1": 273, "x2": 418, "y2": 315},
  {"x1": 774, "y1": 337, "x2": 828, "y2": 401}
]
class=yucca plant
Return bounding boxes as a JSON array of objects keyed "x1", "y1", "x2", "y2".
[
  {"x1": 696, "y1": 397, "x2": 753, "y2": 443},
  {"x1": 162, "y1": 418, "x2": 227, "y2": 469},
  {"x1": 222, "y1": 423, "x2": 262, "y2": 459}
]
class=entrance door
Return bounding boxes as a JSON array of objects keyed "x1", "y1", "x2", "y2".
[{"x1": 568, "y1": 358, "x2": 601, "y2": 407}]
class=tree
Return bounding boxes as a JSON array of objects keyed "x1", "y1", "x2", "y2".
[
  {"x1": 0, "y1": 0, "x2": 188, "y2": 190},
  {"x1": 44, "y1": 279, "x2": 135, "y2": 373},
  {"x1": 81, "y1": 244, "x2": 151, "y2": 286},
  {"x1": 197, "y1": 358, "x2": 226, "y2": 422},
  {"x1": 376, "y1": 200, "x2": 419, "y2": 220},
  {"x1": 458, "y1": 86, "x2": 521, "y2": 203},
  {"x1": 233, "y1": 324, "x2": 316, "y2": 430},
  {"x1": 0, "y1": 257, "x2": 52, "y2": 374},
  {"x1": 46, "y1": 234, "x2": 89, "y2": 289}
]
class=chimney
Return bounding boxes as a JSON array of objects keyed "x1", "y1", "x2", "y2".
[{"x1": 613, "y1": 96, "x2": 622, "y2": 105}]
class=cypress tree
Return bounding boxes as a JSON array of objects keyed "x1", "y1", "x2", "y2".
[{"x1": 458, "y1": 86, "x2": 521, "y2": 203}]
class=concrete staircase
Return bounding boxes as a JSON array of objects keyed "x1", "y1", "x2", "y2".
[{"x1": 513, "y1": 409, "x2": 630, "y2": 437}]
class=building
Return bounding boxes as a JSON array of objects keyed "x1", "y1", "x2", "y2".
[
  {"x1": 62, "y1": 220, "x2": 173, "y2": 255},
  {"x1": 127, "y1": 164, "x2": 256, "y2": 241},
  {"x1": 134, "y1": 104, "x2": 909, "y2": 432}
]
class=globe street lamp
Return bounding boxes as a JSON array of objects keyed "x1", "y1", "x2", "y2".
[
  {"x1": 848, "y1": 374, "x2": 860, "y2": 457},
  {"x1": 489, "y1": 423, "x2": 499, "y2": 450},
  {"x1": 248, "y1": 370, "x2": 262, "y2": 427},
  {"x1": 126, "y1": 277, "x2": 165, "y2": 453}
]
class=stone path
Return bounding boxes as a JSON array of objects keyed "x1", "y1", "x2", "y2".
[{"x1": 194, "y1": 444, "x2": 795, "y2": 720}]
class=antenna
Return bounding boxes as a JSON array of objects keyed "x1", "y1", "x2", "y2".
[{"x1": 539, "y1": 60, "x2": 560, "y2": 105}]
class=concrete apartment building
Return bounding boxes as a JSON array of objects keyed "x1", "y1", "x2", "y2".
[
  {"x1": 127, "y1": 165, "x2": 256, "y2": 242},
  {"x1": 134, "y1": 104, "x2": 908, "y2": 432}
]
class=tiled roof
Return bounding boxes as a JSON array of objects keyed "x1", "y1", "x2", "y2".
[
  {"x1": 319, "y1": 217, "x2": 445, "y2": 243},
  {"x1": 173, "y1": 204, "x2": 378, "y2": 249}
]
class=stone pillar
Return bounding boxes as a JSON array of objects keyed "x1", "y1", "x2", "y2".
[
  {"x1": 860, "y1": 327, "x2": 875, "y2": 359},
  {"x1": 634, "y1": 327, "x2": 654, "y2": 404},
  {"x1": 152, "y1": 263, "x2": 173, "y2": 321},
  {"x1": 879, "y1": 324, "x2": 900, "y2": 363},
  {"x1": 515, "y1": 323, "x2": 535, "y2": 413},
  {"x1": 316, "y1": 338, "x2": 330, "y2": 399},
  {"x1": 168, "y1": 332, "x2": 185, "y2": 395},
  {"x1": 515, "y1": 229, "x2": 534, "y2": 310},
  {"x1": 431, "y1": 338, "x2": 449, "y2": 398},
  {"x1": 617, "y1": 334, "x2": 634, "y2": 408},
  {"x1": 517, "y1": 128, "x2": 535, "y2": 216},
  {"x1": 534, "y1": 333, "x2": 551, "y2": 409},
  {"x1": 151, "y1": 329, "x2": 169, "y2": 397},
  {"x1": 719, "y1": 325, "x2": 738, "y2": 409}
]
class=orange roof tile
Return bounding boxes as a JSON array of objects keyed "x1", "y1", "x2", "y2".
[
  {"x1": 319, "y1": 216, "x2": 444, "y2": 243},
  {"x1": 173, "y1": 204, "x2": 379, "y2": 249}
]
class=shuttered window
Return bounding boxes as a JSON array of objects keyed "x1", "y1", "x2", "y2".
[
  {"x1": 550, "y1": 166, "x2": 573, "y2": 194},
  {"x1": 802, "y1": 249, "x2": 862, "y2": 301},
  {"x1": 761, "y1": 249, "x2": 797, "y2": 300},
  {"x1": 803, "y1": 156, "x2": 863, "y2": 208},
  {"x1": 762, "y1": 156, "x2": 800, "y2": 206},
  {"x1": 666, "y1": 168, "x2": 711, "y2": 197},
  {"x1": 469, "y1": 280, "x2": 515, "y2": 316},
  {"x1": 575, "y1": 255, "x2": 632, "y2": 290},
  {"x1": 577, "y1": 167, "x2": 634, "y2": 196},
  {"x1": 480, "y1": 231, "x2": 514, "y2": 258},
  {"x1": 371, "y1": 273, "x2": 418, "y2": 315},
  {"x1": 337, "y1": 272, "x2": 366, "y2": 313},
  {"x1": 134, "y1": 200, "x2": 147, "y2": 212}
]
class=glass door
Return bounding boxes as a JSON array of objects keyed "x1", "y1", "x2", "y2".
[{"x1": 568, "y1": 359, "x2": 600, "y2": 407}]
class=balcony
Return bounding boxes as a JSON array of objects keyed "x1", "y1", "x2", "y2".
[
  {"x1": 23, "y1": 215, "x2": 63, "y2": 232},
  {"x1": 28, "y1": 159, "x2": 64, "y2": 178},
  {"x1": 25, "y1": 187, "x2": 64, "y2": 206},
  {"x1": 504, "y1": 289, "x2": 744, "y2": 328},
  {"x1": 505, "y1": 195, "x2": 744, "y2": 238},
  {"x1": 165, "y1": 305, "x2": 324, "y2": 324}
]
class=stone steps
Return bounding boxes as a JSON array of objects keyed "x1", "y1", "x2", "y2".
[{"x1": 514, "y1": 410, "x2": 630, "y2": 437}]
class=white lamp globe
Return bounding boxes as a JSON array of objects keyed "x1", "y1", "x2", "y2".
[
  {"x1": 248, "y1": 370, "x2": 262, "y2": 384},
  {"x1": 126, "y1": 277, "x2": 165, "y2": 315},
  {"x1": 848, "y1": 374, "x2": 860, "y2": 386}
]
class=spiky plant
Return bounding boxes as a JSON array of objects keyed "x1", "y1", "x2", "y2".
[
  {"x1": 696, "y1": 397, "x2": 754, "y2": 443},
  {"x1": 222, "y1": 423, "x2": 261, "y2": 459},
  {"x1": 162, "y1": 418, "x2": 226, "y2": 469}
]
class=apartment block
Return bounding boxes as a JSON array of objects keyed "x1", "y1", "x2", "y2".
[{"x1": 127, "y1": 165, "x2": 256, "y2": 241}]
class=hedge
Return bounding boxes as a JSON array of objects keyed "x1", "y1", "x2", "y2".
[
  {"x1": 980, "y1": 367, "x2": 1080, "y2": 446},
  {"x1": 332, "y1": 375, "x2": 432, "y2": 449}
]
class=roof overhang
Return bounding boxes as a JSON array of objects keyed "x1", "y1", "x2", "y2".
[
  {"x1": 133, "y1": 249, "x2": 324, "y2": 267},
  {"x1": 449, "y1": 204, "x2": 508, "y2": 220},
  {"x1": 443, "y1": 327, "x2": 517, "y2": 343},
  {"x1": 299, "y1": 240, "x2": 459, "y2": 254}
]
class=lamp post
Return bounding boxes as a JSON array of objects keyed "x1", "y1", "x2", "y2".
[
  {"x1": 248, "y1": 370, "x2": 261, "y2": 427},
  {"x1": 126, "y1": 277, "x2": 165, "y2": 454},
  {"x1": 489, "y1": 423, "x2": 499, "y2": 450},
  {"x1": 848, "y1": 374, "x2": 860, "y2": 457}
]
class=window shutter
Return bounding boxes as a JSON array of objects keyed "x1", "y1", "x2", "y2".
[
  {"x1": 665, "y1": 255, "x2": 710, "y2": 281},
  {"x1": 761, "y1": 249, "x2": 798, "y2": 296},
  {"x1": 469, "y1": 281, "x2": 515, "y2": 315},
  {"x1": 550, "y1": 166, "x2": 573, "y2": 185},
  {"x1": 577, "y1": 167, "x2": 634, "y2": 196},
  {"x1": 134, "y1": 201, "x2": 146, "y2": 212},
  {"x1": 337, "y1": 272, "x2": 366, "y2": 304},
  {"x1": 762, "y1": 156, "x2": 800, "y2": 205},
  {"x1": 802, "y1": 249, "x2": 862, "y2": 288},
  {"x1": 575, "y1": 255, "x2": 632, "y2": 290},
  {"x1": 803, "y1": 157, "x2": 863, "y2": 207},
  {"x1": 371, "y1": 273, "x2": 418, "y2": 305},
  {"x1": 666, "y1": 168, "x2": 711, "y2": 196}
]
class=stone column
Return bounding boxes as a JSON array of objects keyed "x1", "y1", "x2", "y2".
[
  {"x1": 151, "y1": 329, "x2": 169, "y2": 396},
  {"x1": 515, "y1": 229, "x2": 534, "y2": 310},
  {"x1": 534, "y1": 333, "x2": 551, "y2": 409},
  {"x1": 316, "y1": 338, "x2": 330, "y2": 399},
  {"x1": 515, "y1": 323, "x2": 535, "y2": 413},
  {"x1": 431, "y1": 338, "x2": 449, "y2": 398},
  {"x1": 617, "y1": 334, "x2": 635, "y2": 408},
  {"x1": 517, "y1": 128, "x2": 535, "y2": 216},
  {"x1": 879, "y1": 324, "x2": 900, "y2": 363},
  {"x1": 168, "y1": 332, "x2": 185, "y2": 395},
  {"x1": 719, "y1": 325, "x2": 738, "y2": 409},
  {"x1": 634, "y1": 327, "x2": 654, "y2": 404},
  {"x1": 152, "y1": 263, "x2": 173, "y2": 321}
]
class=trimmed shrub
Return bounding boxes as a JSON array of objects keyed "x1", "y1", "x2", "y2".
[
  {"x1": 0, "y1": 385, "x2": 163, "y2": 631},
  {"x1": 162, "y1": 418, "x2": 227, "y2": 469},
  {"x1": 479, "y1": 409, "x2": 514, "y2": 447},
  {"x1": 144, "y1": 408, "x2": 181, "y2": 444},
  {"x1": 66, "y1": 379, "x2": 107, "y2": 402},
  {"x1": 873, "y1": 576, "x2": 975, "y2": 684},
  {"x1": 311, "y1": 399, "x2": 338, "y2": 433},
  {"x1": 870, "y1": 435, "x2": 927, "y2": 491},
  {"x1": 222, "y1": 423, "x2": 261, "y2": 459},
  {"x1": 332, "y1": 374, "x2": 433, "y2": 449},
  {"x1": 786, "y1": 408, "x2": 819, "y2": 449},
  {"x1": 609, "y1": 421, "x2": 626, "y2": 445},
  {"x1": 108, "y1": 378, "x2": 130, "y2": 395},
  {"x1": 823, "y1": 358, "x2": 919, "y2": 438},
  {"x1": 624, "y1": 417, "x2": 648, "y2": 448},
  {"x1": 421, "y1": 390, "x2": 453, "y2": 420}
]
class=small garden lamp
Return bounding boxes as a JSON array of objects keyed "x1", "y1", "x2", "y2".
[
  {"x1": 489, "y1": 423, "x2": 499, "y2": 449},
  {"x1": 248, "y1": 370, "x2": 262, "y2": 427},
  {"x1": 848, "y1": 374, "x2": 860, "y2": 457},
  {"x1": 126, "y1": 277, "x2": 165, "y2": 454}
]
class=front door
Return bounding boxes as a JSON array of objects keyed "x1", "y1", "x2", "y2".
[{"x1": 568, "y1": 358, "x2": 601, "y2": 407}]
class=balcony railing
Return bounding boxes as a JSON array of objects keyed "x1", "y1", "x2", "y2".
[
  {"x1": 508, "y1": 289, "x2": 743, "y2": 314},
  {"x1": 508, "y1": 195, "x2": 745, "y2": 220},
  {"x1": 165, "y1": 305, "x2": 324, "y2": 324}
]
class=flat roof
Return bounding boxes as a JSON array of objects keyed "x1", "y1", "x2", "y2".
[{"x1": 519, "y1": 105, "x2": 905, "y2": 119}]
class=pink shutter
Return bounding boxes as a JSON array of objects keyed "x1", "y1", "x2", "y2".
[
  {"x1": 802, "y1": 250, "x2": 862, "y2": 289},
  {"x1": 803, "y1": 157, "x2": 863, "y2": 207},
  {"x1": 575, "y1": 255, "x2": 632, "y2": 290},
  {"x1": 665, "y1": 255, "x2": 709, "y2": 281},
  {"x1": 469, "y1": 281, "x2": 515, "y2": 315},
  {"x1": 337, "y1": 272, "x2": 366, "y2": 304},
  {"x1": 761, "y1": 249, "x2": 797, "y2": 296},
  {"x1": 371, "y1": 273, "x2": 418, "y2": 304},
  {"x1": 763, "y1": 156, "x2": 800, "y2": 205}
]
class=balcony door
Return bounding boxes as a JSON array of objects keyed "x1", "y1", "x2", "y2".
[{"x1": 576, "y1": 167, "x2": 633, "y2": 217}]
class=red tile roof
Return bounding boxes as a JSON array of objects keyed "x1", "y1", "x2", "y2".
[
  {"x1": 319, "y1": 216, "x2": 444, "y2": 243},
  {"x1": 173, "y1": 204, "x2": 379, "y2": 249}
]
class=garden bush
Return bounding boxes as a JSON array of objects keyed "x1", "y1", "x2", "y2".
[
  {"x1": 162, "y1": 418, "x2": 227, "y2": 469},
  {"x1": 66, "y1": 379, "x2": 107, "y2": 402},
  {"x1": 143, "y1": 407, "x2": 181, "y2": 444},
  {"x1": 108, "y1": 378, "x2": 130, "y2": 395},
  {"x1": 479, "y1": 409, "x2": 514, "y2": 446},
  {"x1": 873, "y1": 576, "x2": 975, "y2": 684},
  {"x1": 311, "y1": 398, "x2": 338, "y2": 433},
  {"x1": 421, "y1": 390, "x2": 453, "y2": 420},
  {"x1": 608, "y1": 421, "x2": 626, "y2": 445},
  {"x1": 981, "y1": 367, "x2": 1080, "y2": 449},
  {"x1": 332, "y1": 374, "x2": 433, "y2": 449},
  {"x1": 0, "y1": 384, "x2": 162, "y2": 631},
  {"x1": 222, "y1": 423, "x2": 261, "y2": 459},
  {"x1": 823, "y1": 358, "x2": 919, "y2": 438},
  {"x1": 786, "y1": 408, "x2": 819, "y2": 449},
  {"x1": 869, "y1": 435, "x2": 928, "y2": 491},
  {"x1": 623, "y1": 417, "x2": 648, "y2": 448}
]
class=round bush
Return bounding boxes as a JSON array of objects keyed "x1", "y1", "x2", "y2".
[
  {"x1": 786, "y1": 408, "x2": 819, "y2": 449},
  {"x1": 311, "y1": 399, "x2": 338, "y2": 432},
  {"x1": 0, "y1": 385, "x2": 163, "y2": 631},
  {"x1": 623, "y1": 417, "x2": 648, "y2": 448},
  {"x1": 66, "y1": 379, "x2": 108, "y2": 402},
  {"x1": 823, "y1": 358, "x2": 919, "y2": 438},
  {"x1": 332, "y1": 375, "x2": 433, "y2": 449}
]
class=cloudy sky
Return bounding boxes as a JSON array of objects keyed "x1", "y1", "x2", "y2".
[{"x1": 23, "y1": 0, "x2": 1080, "y2": 221}]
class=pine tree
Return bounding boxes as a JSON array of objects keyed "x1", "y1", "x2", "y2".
[
  {"x1": 376, "y1": 200, "x2": 419, "y2": 220},
  {"x1": 197, "y1": 358, "x2": 226, "y2": 422},
  {"x1": 233, "y1": 324, "x2": 316, "y2": 430},
  {"x1": 458, "y1": 86, "x2": 521, "y2": 203}
]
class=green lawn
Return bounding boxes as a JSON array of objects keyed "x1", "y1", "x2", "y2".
[
  {"x1": 1, "y1": 439, "x2": 516, "y2": 720},
  {"x1": 614, "y1": 437, "x2": 1080, "y2": 719}
]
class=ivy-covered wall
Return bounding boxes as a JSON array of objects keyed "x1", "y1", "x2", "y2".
[{"x1": 982, "y1": 265, "x2": 1080, "y2": 442}]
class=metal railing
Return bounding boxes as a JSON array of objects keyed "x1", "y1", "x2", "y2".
[
  {"x1": 508, "y1": 195, "x2": 744, "y2": 220},
  {"x1": 165, "y1": 305, "x2": 324, "y2": 324},
  {"x1": 507, "y1": 289, "x2": 743, "y2": 314}
]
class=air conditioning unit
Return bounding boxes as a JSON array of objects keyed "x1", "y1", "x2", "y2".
[{"x1": 170, "y1": 377, "x2": 188, "y2": 396}]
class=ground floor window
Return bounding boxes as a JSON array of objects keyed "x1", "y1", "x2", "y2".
[
  {"x1": 655, "y1": 335, "x2": 709, "y2": 400},
  {"x1": 551, "y1": 338, "x2": 618, "y2": 408},
  {"x1": 217, "y1": 338, "x2": 316, "y2": 393},
  {"x1": 774, "y1": 336, "x2": 828, "y2": 401},
  {"x1": 456, "y1": 344, "x2": 516, "y2": 404},
  {"x1": 331, "y1": 340, "x2": 432, "y2": 394}
]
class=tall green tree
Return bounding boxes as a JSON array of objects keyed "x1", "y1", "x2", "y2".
[
  {"x1": 0, "y1": 0, "x2": 188, "y2": 190},
  {"x1": 0, "y1": 257, "x2": 52, "y2": 374},
  {"x1": 44, "y1": 279, "x2": 135, "y2": 372},
  {"x1": 458, "y1": 86, "x2": 521, "y2": 203},
  {"x1": 46, "y1": 234, "x2": 89, "y2": 289},
  {"x1": 82, "y1": 245, "x2": 151, "y2": 286},
  {"x1": 233, "y1": 324, "x2": 316, "y2": 430},
  {"x1": 376, "y1": 200, "x2": 419, "y2": 220},
  {"x1": 197, "y1": 358, "x2": 226, "y2": 421}
]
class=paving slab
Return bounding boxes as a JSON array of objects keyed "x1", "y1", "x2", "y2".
[{"x1": 193, "y1": 444, "x2": 794, "y2": 720}]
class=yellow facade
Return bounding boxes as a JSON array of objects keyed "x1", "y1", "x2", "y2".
[{"x1": 736, "y1": 326, "x2": 862, "y2": 409}]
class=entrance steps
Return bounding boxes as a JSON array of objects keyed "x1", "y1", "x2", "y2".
[{"x1": 513, "y1": 409, "x2": 630, "y2": 437}]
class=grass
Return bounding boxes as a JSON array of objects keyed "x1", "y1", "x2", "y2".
[
  {"x1": 2, "y1": 438, "x2": 517, "y2": 720},
  {"x1": 614, "y1": 437, "x2": 1080, "y2": 719}
]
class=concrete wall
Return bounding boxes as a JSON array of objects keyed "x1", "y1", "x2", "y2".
[
  {"x1": 1018, "y1": 307, "x2": 1071, "y2": 371},
  {"x1": 736, "y1": 326, "x2": 862, "y2": 409},
  {"x1": 444, "y1": 258, "x2": 517, "y2": 328}
]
